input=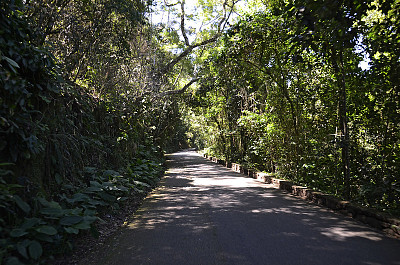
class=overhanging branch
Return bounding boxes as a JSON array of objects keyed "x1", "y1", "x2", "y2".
[
  {"x1": 161, "y1": 0, "x2": 236, "y2": 75},
  {"x1": 158, "y1": 77, "x2": 200, "y2": 97},
  {"x1": 181, "y1": 1, "x2": 190, "y2": 46},
  {"x1": 162, "y1": 35, "x2": 220, "y2": 74}
]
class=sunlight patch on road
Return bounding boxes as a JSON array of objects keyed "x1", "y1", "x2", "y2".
[
  {"x1": 250, "y1": 207, "x2": 316, "y2": 216},
  {"x1": 192, "y1": 177, "x2": 266, "y2": 188},
  {"x1": 320, "y1": 227, "x2": 383, "y2": 242},
  {"x1": 166, "y1": 168, "x2": 187, "y2": 174}
]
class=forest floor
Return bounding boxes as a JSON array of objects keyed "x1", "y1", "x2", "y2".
[{"x1": 60, "y1": 150, "x2": 400, "y2": 265}]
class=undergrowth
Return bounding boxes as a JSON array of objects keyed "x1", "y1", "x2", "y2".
[{"x1": 0, "y1": 147, "x2": 164, "y2": 265}]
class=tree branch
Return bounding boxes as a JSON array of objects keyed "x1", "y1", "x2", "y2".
[
  {"x1": 181, "y1": 1, "x2": 190, "y2": 46},
  {"x1": 161, "y1": 0, "x2": 237, "y2": 75},
  {"x1": 158, "y1": 77, "x2": 200, "y2": 97},
  {"x1": 162, "y1": 35, "x2": 220, "y2": 74},
  {"x1": 164, "y1": 0, "x2": 180, "y2": 7}
]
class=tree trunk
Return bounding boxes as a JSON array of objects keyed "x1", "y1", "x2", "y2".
[{"x1": 338, "y1": 51, "x2": 351, "y2": 199}]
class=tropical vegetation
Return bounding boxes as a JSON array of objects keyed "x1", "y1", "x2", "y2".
[{"x1": 0, "y1": 0, "x2": 399, "y2": 263}]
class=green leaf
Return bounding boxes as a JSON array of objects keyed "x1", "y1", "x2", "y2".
[
  {"x1": 55, "y1": 173, "x2": 63, "y2": 185},
  {"x1": 16, "y1": 243, "x2": 29, "y2": 259},
  {"x1": 28, "y1": 241, "x2": 42, "y2": 260},
  {"x1": 84, "y1": 209, "x2": 97, "y2": 216},
  {"x1": 10, "y1": 229, "x2": 28, "y2": 238},
  {"x1": 117, "y1": 196, "x2": 128, "y2": 202},
  {"x1": 85, "y1": 186, "x2": 103, "y2": 193},
  {"x1": 89, "y1": 198, "x2": 105, "y2": 206},
  {"x1": 41, "y1": 207, "x2": 64, "y2": 217},
  {"x1": 5, "y1": 256, "x2": 24, "y2": 265},
  {"x1": 133, "y1": 180, "x2": 150, "y2": 188},
  {"x1": 71, "y1": 193, "x2": 90, "y2": 202},
  {"x1": 84, "y1": 167, "x2": 97, "y2": 174},
  {"x1": 103, "y1": 169, "x2": 120, "y2": 177},
  {"x1": 63, "y1": 184, "x2": 75, "y2": 190},
  {"x1": 133, "y1": 187, "x2": 145, "y2": 194},
  {"x1": 84, "y1": 215, "x2": 98, "y2": 223},
  {"x1": 64, "y1": 227, "x2": 79, "y2": 234},
  {"x1": 38, "y1": 94, "x2": 51, "y2": 103},
  {"x1": 98, "y1": 192, "x2": 116, "y2": 202},
  {"x1": 89, "y1": 181, "x2": 102, "y2": 187},
  {"x1": 63, "y1": 207, "x2": 83, "y2": 216},
  {"x1": 14, "y1": 195, "x2": 30, "y2": 214},
  {"x1": 3, "y1": 56, "x2": 20, "y2": 68},
  {"x1": 37, "y1": 197, "x2": 51, "y2": 207},
  {"x1": 48, "y1": 200, "x2": 62, "y2": 208},
  {"x1": 20, "y1": 218, "x2": 41, "y2": 230},
  {"x1": 60, "y1": 216, "x2": 83, "y2": 226},
  {"x1": 35, "y1": 225, "x2": 57, "y2": 235},
  {"x1": 0, "y1": 162, "x2": 15, "y2": 167},
  {"x1": 73, "y1": 221, "x2": 91, "y2": 230}
]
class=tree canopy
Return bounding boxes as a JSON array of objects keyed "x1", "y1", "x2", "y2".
[
  {"x1": 1, "y1": 0, "x2": 399, "y2": 263},
  {"x1": 189, "y1": 0, "x2": 399, "y2": 211}
]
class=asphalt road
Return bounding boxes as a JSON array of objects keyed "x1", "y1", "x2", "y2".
[{"x1": 82, "y1": 150, "x2": 400, "y2": 265}]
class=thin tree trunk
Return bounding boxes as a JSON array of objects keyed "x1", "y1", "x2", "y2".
[{"x1": 338, "y1": 51, "x2": 350, "y2": 199}]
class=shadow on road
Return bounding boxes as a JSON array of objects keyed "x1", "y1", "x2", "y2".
[{"x1": 81, "y1": 150, "x2": 400, "y2": 265}]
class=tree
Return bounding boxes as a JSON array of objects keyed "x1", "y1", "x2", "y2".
[
  {"x1": 190, "y1": 0, "x2": 399, "y2": 211},
  {"x1": 277, "y1": 0, "x2": 372, "y2": 198},
  {"x1": 152, "y1": 0, "x2": 240, "y2": 95}
]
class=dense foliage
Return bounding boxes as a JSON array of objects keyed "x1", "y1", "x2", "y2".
[
  {"x1": 1, "y1": 0, "x2": 399, "y2": 263},
  {"x1": 0, "y1": 0, "x2": 187, "y2": 263},
  {"x1": 192, "y1": 0, "x2": 399, "y2": 213}
]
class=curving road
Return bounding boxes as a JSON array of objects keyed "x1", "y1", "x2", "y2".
[{"x1": 82, "y1": 150, "x2": 400, "y2": 265}]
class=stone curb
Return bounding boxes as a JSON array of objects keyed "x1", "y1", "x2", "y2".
[{"x1": 203, "y1": 154, "x2": 400, "y2": 239}]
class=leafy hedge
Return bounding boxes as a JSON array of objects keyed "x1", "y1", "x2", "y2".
[
  {"x1": 1, "y1": 150, "x2": 164, "y2": 264},
  {"x1": 0, "y1": 2, "x2": 167, "y2": 264},
  {"x1": 0, "y1": 1, "x2": 59, "y2": 164}
]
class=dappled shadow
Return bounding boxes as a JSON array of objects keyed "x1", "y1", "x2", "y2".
[{"x1": 87, "y1": 150, "x2": 400, "y2": 265}]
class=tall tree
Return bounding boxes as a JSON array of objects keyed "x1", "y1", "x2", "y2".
[{"x1": 279, "y1": 0, "x2": 372, "y2": 198}]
